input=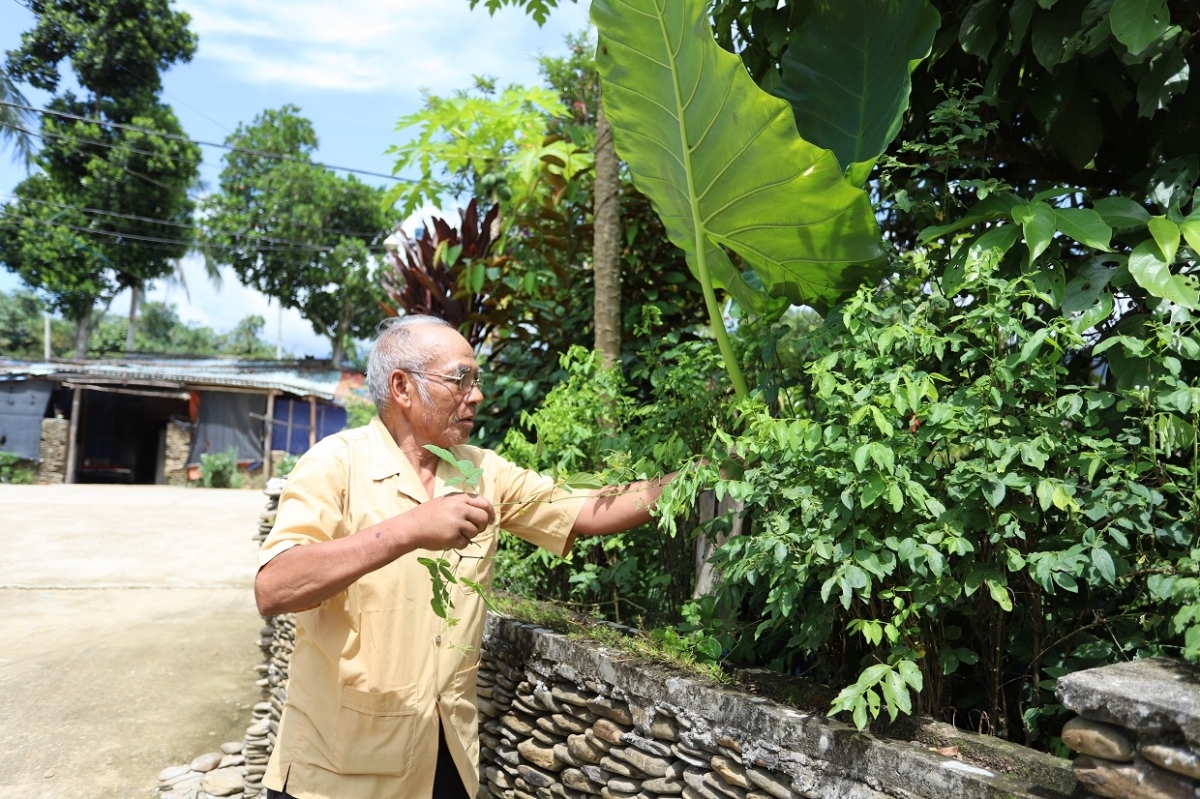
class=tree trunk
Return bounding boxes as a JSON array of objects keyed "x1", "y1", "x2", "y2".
[
  {"x1": 125, "y1": 283, "x2": 140, "y2": 353},
  {"x1": 331, "y1": 337, "x2": 344, "y2": 369},
  {"x1": 330, "y1": 298, "x2": 351, "y2": 368},
  {"x1": 72, "y1": 305, "x2": 94, "y2": 358},
  {"x1": 593, "y1": 103, "x2": 622, "y2": 368}
]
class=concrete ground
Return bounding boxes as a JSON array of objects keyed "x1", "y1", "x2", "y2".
[{"x1": 0, "y1": 484, "x2": 267, "y2": 799}]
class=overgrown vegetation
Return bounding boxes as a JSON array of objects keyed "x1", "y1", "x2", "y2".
[
  {"x1": 198, "y1": 447, "x2": 241, "y2": 488},
  {"x1": 485, "y1": 35, "x2": 1200, "y2": 754},
  {"x1": 0, "y1": 452, "x2": 35, "y2": 484}
]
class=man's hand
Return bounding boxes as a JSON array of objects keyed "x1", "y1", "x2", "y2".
[
  {"x1": 255, "y1": 493, "x2": 495, "y2": 616},
  {"x1": 404, "y1": 493, "x2": 495, "y2": 551}
]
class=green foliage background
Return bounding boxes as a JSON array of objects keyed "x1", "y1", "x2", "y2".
[{"x1": 477, "y1": 0, "x2": 1200, "y2": 751}]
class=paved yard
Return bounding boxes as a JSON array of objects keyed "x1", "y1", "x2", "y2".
[{"x1": 0, "y1": 484, "x2": 266, "y2": 799}]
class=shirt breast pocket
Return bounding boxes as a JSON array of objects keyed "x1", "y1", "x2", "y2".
[{"x1": 334, "y1": 684, "x2": 419, "y2": 776}]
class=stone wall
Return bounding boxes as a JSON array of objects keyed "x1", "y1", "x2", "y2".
[
  {"x1": 36, "y1": 417, "x2": 67, "y2": 484},
  {"x1": 164, "y1": 421, "x2": 193, "y2": 487},
  {"x1": 1057, "y1": 658, "x2": 1200, "y2": 798},
  {"x1": 477, "y1": 619, "x2": 1076, "y2": 799}
]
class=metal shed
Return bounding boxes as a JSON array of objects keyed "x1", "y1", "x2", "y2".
[{"x1": 0, "y1": 356, "x2": 366, "y2": 484}]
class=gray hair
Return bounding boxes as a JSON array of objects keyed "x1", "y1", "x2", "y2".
[{"x1": 366, "y1": 315, "x2": 455, "y2": 410}]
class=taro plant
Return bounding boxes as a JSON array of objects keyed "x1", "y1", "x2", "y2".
[{"x1": 590, "y1": 0, "x2": 939, "y2": 396}]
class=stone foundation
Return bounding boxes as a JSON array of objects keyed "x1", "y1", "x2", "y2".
[
  {"x1": 1057, "y1": 658, "x2": 1200, "y2": 798},
  {"x1": 164, "y1": 421, "x2": 192, "y2": 487},
  {"x1": 36, "y1": 417, "x2": 68, "y2": 484},
  {"x1": 476, "y1": 619, "x2": 1076, "y2": 799}
]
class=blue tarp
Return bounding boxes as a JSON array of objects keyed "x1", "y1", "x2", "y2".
[{"x1": 270, "y1": 398, "x2": 347, "y2": 454}]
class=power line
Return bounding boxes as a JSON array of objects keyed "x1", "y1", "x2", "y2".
[
  {"x1": 2, "y1": 208, "x2": 392, "y2": 254},
  {"x1": 0, "y1": 118, "x2": 211, "y2": 169},
  {"x1": 2, "y1": 193, "x2": 393, "y2": 244},
  {"x1": 113, "y1": 63, "x2": 235, "y2": 136},
  {"x1": 0, "y1": 100, "x2": 412, "y2": 183}
]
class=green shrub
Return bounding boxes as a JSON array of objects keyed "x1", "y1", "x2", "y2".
[
  {"x1": 0, "y1": 452, "x2": 35, "y2": 484},
  {"x1": 274, "y1": 453, "x2": 299, "y2": 477},
  {"x1": 199, "y1": 448, "x2": 242, "y2": 488},
  {"x1": 496, "y1": 338, "x2": 728, "y2": 626},
  {"x1": 659, "y1": 255, "x2": 1200, "y2": 749},
  {"x1": 344, "y1": 397, "x2": 377, "y2": 429}
]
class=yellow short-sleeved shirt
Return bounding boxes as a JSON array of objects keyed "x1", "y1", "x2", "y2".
[{"x1": 259, "y1": 416, "x2": 588, "y2": 799}]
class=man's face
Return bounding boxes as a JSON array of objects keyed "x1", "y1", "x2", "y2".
[{"x1": 401, "y1": 326, "x2": 483, "y2": 448}]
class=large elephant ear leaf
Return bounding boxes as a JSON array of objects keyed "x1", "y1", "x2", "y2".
[
  {"x1": 777, "y1": 0, "x2": 941, "y2": 179},
  {"x1": 591, "y1": 0, "x2": 884, "y2": 316}
]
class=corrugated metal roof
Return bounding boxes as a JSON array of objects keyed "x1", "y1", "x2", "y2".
[{"x1": 0, "y1": 357, "x2": 364, "y2": 402}]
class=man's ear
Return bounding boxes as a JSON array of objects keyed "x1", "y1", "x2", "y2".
[{"x1": 390, "y1": 370, "x2": 414, "y2": 409}]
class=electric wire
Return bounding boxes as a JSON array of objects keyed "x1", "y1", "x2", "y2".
[
  {"x1": 0, "y1": 118, "x2": 209, "y2": 169},
  {"x1": 2, "y1": 208, "x2": 392, "y2": 253},
  {"x1": 2, "y1": 193, "x2": 392, "y2": 243},
  {"x1": 0, "y1": 100, "x2": 412, "y2": 183}
]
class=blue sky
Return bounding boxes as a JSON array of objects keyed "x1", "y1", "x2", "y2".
[{"x1": 0, "y1": 0, "x2": 591, "y2": 358}]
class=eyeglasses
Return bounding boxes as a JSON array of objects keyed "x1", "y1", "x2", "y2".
[{"x1": 407, "y1": 370, "x2": 484, "y2": 393}]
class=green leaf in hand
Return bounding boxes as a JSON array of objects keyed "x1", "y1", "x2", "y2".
[
  {"x1": 424, "y1": 444, "x2": 484, "y2": 489},
  {"x1": 561, "y1": 472, "x2": 604, "y2": 491}
]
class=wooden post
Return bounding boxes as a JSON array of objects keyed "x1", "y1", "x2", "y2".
[
  {"x1": 263, "y1": 390, "x2": 276, "y2": 479},
  {"x1": 308, "y1": 396, "x2": 317, "y2": 450},
  {"x1": 65, "y1": 386, "x2": 82, "y2": 484},
  {"x1": 285, "y1": 399, "x2": 295, "y2": 453}
]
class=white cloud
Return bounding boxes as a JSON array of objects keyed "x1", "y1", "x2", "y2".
[{"x1": 178, "y1": 0, "x2": 593, "y2": 94}]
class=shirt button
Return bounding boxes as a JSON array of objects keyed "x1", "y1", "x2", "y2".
[{"x1": 435, "y1": 635, "x2": 442, "y2": 645}]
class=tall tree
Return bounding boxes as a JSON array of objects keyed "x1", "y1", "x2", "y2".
[
  {"x1": 204, "y1": 106, "x2": 399, "y2": 367},
  {"x1": 0, "y1": 0, "x2": 200, "y2": 356},
  {"x1": 0, "y1": 73, "x2": 35, "y2": 166}
]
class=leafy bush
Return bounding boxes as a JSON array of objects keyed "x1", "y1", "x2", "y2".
[
  {"x1": 199, "y1": 448, "x2": 242, "y2": 488},
  {"x1": 273, "y1": 453, "x2": 299, "y2": 478},
  {"x1": 496, "y1": 334, "x2": 729, "y2": 625},
  {"x1": 637, "y1": 84, "x2": 1200, "y2": 751},
  {"x1": 343, "y1": 397, "x2": 377, "y2": 429},
  {"x1": 0, "y1": 452, "x2": 35, "y2": 484},
  {"x1": 660, "y1": 254, "x2": 1200, "y2": 749}
]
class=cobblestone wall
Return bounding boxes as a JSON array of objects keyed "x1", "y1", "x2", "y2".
[
  {"x1": 1058, "y1": 658, "x2": 1200, "y2": 799},
  {"x1": 476, "y1": 619, "x2": 1075, "y2": 799},
  {"x1": 36, "y1": 417, "x2": 67, "y2": 484}
]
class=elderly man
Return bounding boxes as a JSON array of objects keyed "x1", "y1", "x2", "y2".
[{"x1": 256, "y1": 315, "x2": 672, "y2": 799}]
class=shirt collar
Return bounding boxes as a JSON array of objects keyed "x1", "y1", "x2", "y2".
[{"x1": 367, "y1": 415, "x2": 429, "y2": 503}]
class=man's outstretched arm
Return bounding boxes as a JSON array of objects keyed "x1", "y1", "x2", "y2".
[{"x1": 571, "y1": 473, "x2": 676, "y2": 537}]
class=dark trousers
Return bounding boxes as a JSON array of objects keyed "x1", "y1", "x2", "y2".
[{"x1": 266, "y1": 724, "x2": 468, "y2": 799}]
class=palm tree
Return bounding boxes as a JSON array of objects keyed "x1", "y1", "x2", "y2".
[{"x1": 0, "y1": 73, "x2": 35, "y2": 167}]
